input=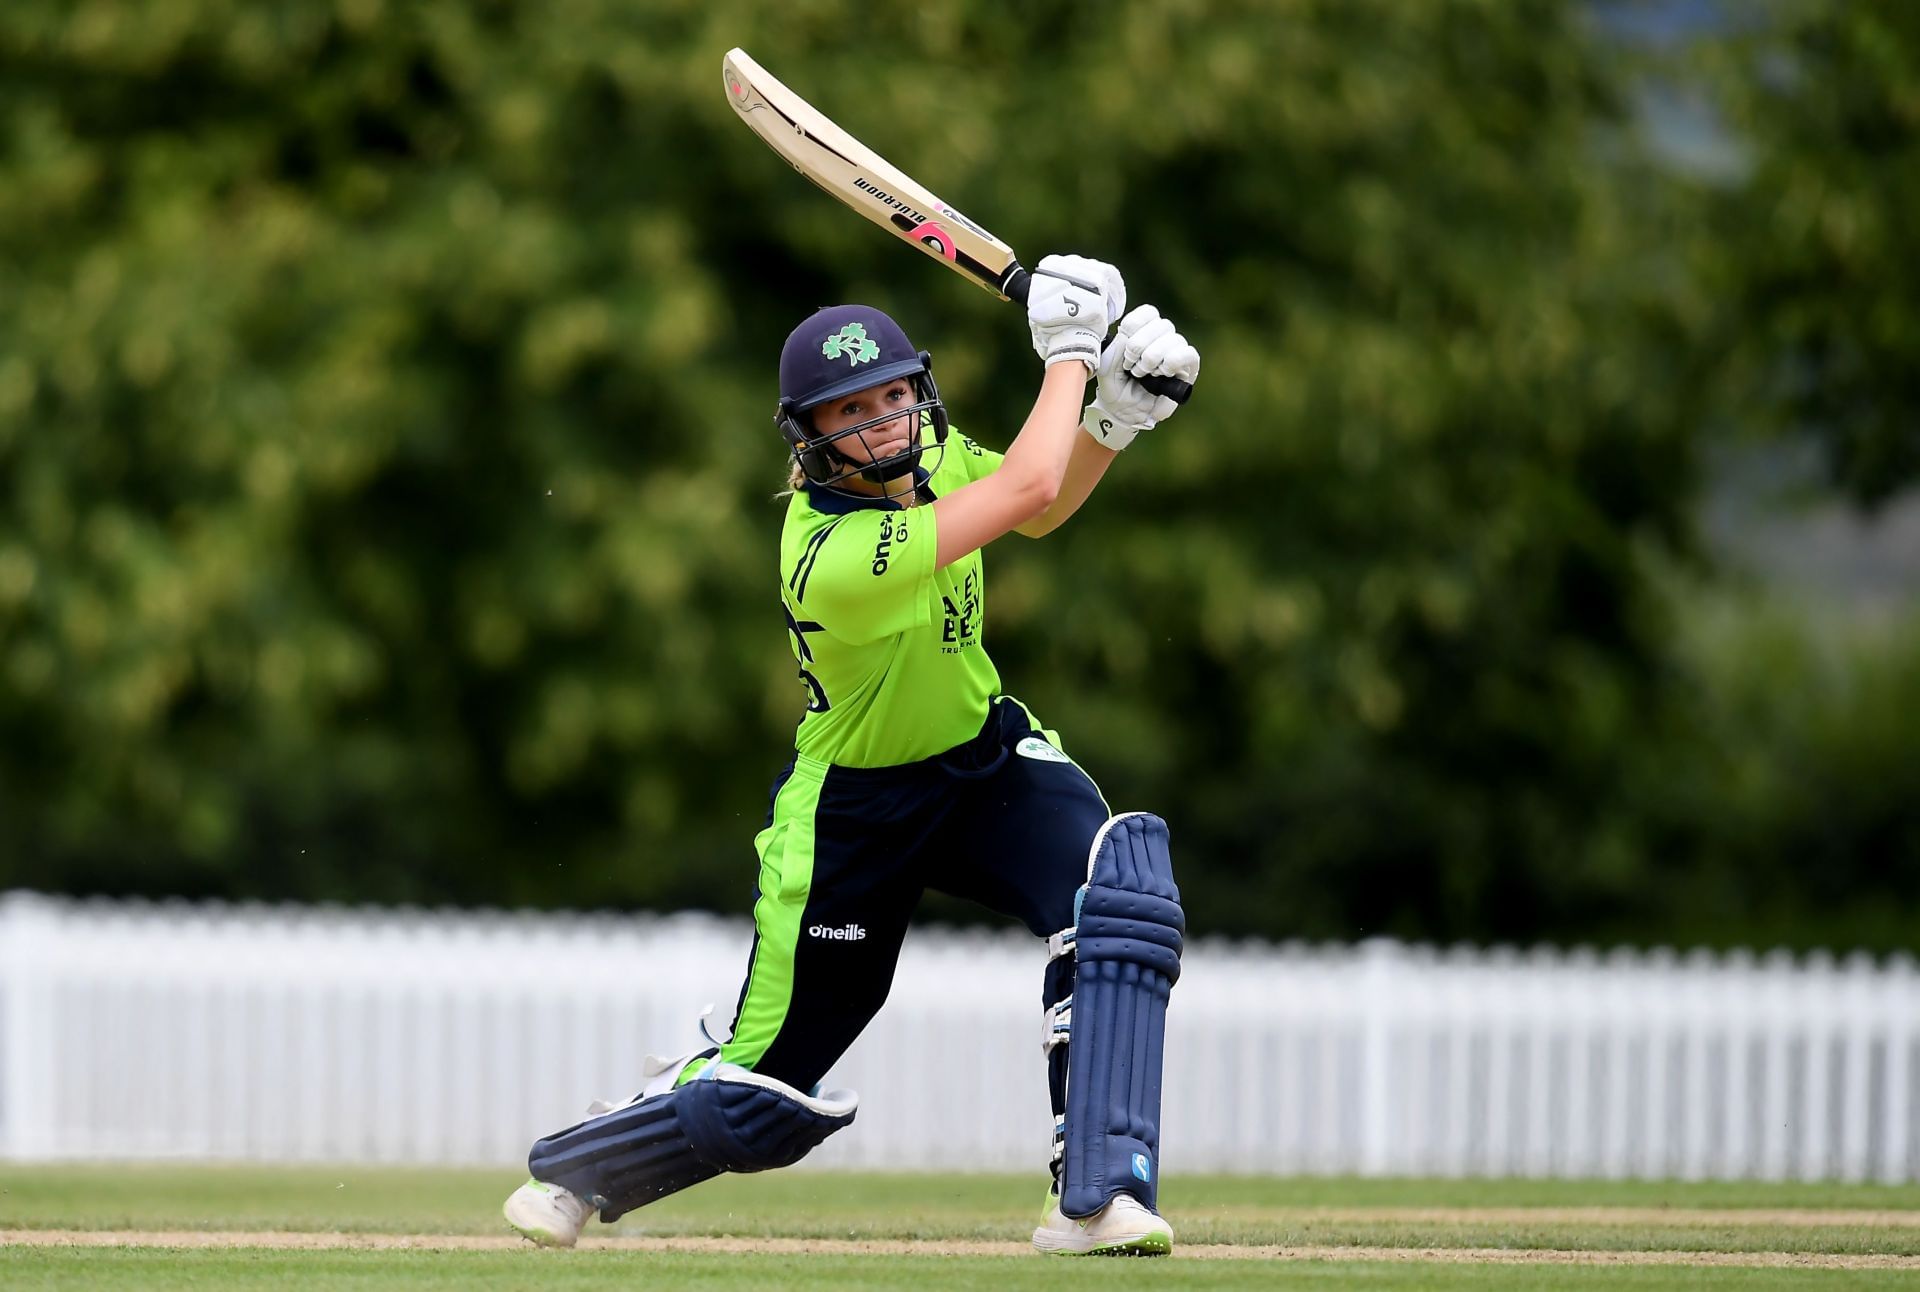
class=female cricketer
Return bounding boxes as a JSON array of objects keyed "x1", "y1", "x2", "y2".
[{"x1": 505, "y1": 254, "x2": 1201, "y2": 1256}]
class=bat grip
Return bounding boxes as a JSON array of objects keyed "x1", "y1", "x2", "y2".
[{"x1": 1001, "y1": 265, "x2": 1193, "y2": 406}]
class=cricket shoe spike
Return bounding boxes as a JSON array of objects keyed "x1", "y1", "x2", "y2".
[
  {"x1": 1031, "y1": 1185, "x2": 1173, "y2": 1257},
  {"x1": 503, "y1": 1176, "x2": 596, "y2": 1248}
]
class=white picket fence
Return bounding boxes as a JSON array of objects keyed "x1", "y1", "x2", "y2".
[{"x1": 1, "y1": 890, "x2": 1916, "y2": 1180}]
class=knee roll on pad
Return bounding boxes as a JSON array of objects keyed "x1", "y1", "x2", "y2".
[
  {"x1": 1061, "y1": 812, "x2": 1183, "y2": 1218},
  {"x1": 527, "y1": 1064, "x2": 858, "y2": 1222}
]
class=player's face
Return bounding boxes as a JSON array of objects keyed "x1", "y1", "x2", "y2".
[{"x1": 809, "y1": 377, "x2": 917, "y2": 465}]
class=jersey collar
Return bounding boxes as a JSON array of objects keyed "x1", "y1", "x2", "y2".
[{"x1": 802, "y1": 468, "x2": 934, "y2": 515}]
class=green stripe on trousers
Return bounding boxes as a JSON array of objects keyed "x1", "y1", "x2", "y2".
[{"x1": 680, "y1": 761, "x2": 823, "y2": 1084}]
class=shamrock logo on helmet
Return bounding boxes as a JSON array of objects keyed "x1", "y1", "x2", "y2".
[{"x1": 821, "y1": 322, "x2": 881, "y2": 366}]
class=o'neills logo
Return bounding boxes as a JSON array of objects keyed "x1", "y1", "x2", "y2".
[
  {"x1": 854, "y1": 176, "x2": 931, "y2": 225},
  {"x1": 809, "y1": 922, "x2": 867, "y2": 941}
]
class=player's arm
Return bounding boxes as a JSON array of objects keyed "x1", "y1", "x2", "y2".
[
  {"x1": 933, "y1": 362, "x2": 1086, "y2": 567},
  {"x1": 1014, "y1": 433, "x2": 1116, "y2": 538},
  {"x1": 1016, "y1": 306, "x2": 1202, "y2": 539},
  {"x1": 932, "y1": 255, "x2": 1121, "y2": 570}
]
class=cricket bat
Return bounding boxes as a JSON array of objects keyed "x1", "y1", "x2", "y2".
[{"x1": 722, "y1": 47, "x2": 1193, "y2": 405}]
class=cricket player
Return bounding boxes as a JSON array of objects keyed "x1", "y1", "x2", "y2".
[{"x1": 504, "y1": 255, "x2": 1200, "y2": 1256}]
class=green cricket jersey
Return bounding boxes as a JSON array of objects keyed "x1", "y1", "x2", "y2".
[{"x1": 778, "y1": 422, "x2": 1006, "y2": 767}]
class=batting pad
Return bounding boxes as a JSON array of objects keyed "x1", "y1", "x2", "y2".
[
  {"x1": 1061, "y1": 812, "x2": 1184, "y2": 1218},
  {"x1": 527, "y1": 1064, "x2": 857, "y2": 1222}
]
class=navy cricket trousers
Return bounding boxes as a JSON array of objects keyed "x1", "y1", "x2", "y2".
[{"x1": 713, "y1": 695, "x2": 1109, "y2": 1099}]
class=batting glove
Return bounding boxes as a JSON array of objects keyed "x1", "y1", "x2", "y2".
[
  {"x1": 1082, "y1": 305, "x2": 1201, "y2": 450},
  {"x1": 1027, "y1": 253, "x2": 1126, "y2": 373}
]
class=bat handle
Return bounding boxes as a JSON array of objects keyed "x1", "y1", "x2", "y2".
[
  {"x1": 1139, "y1": 373, "x2": 1194, "y2": 405},
  {"x1": 1000, "y1": 267, "x2": 1192, "y2": 405}
]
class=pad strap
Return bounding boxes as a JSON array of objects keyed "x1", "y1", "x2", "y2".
[{"x1": 1041, "y1": 994, "x2": 1073, "y2": 1053}]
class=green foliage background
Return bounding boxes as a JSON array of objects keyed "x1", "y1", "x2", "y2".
[{"x1": 1, "y1": 0, "x2": 1914, "y2": 948}]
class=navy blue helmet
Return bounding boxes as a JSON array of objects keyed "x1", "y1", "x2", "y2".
[{"x1": 776, "y1": 304, "x2": 948, "y2": 490}]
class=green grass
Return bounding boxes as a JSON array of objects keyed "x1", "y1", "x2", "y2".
[
  {"x1": 5, "y1": 1167, "x2": 1920, "y2": 1290},
  {"x1": 7, "y1": 1165, "x2": 1919, "y2": 1236},
  {"x1": 4, "y1": 1250, "x2": 1920, "y2": 1292}
]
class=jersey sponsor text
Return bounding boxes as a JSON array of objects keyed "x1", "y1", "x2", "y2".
[{"x1": 871, "y1": 514, "x2": 907, "y2": 576}]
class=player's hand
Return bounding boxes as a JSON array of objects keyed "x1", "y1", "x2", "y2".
[
  {"x1": 1027, "y1": 254, "x2": 1126, "y2": 373},
  {"x1": 1081, "y1": 305, "x2": 1201, "y2": 450}
]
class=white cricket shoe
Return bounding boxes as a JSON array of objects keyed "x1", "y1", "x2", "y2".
[
  {"x1": 1031, "y1": 1187, "x2": 1173, "y2": 1256},
  {"x1": 503, "y1": 1176, "x2": 596, "y2": 1248}
]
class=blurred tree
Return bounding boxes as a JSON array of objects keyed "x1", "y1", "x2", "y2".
[
  {"x1": 1697, "y1": 0, "x2": 1920, "y2": 506},
  {"x1": 0, "y1": 0, "x2": 1909, "y2": 950},
  {"x1": 1608, "y1": 589, "x2": 1920, "y2": 954}
]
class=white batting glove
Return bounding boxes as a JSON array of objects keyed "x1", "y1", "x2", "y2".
[
  {"x1": 1081, "y1": 305, "x2": 1201, "y2": 450},
  {"x1": 1027, "y1": 254, "x2": 1126, "y2": 373}
]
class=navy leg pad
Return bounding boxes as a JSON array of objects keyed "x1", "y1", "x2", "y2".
[
  {"x1": 528, "y1": 1065, "x2": 857, "y2": 1222},
  {"x1": 1062, "y1": 812, "x2": 1183, "y2": 1218}
]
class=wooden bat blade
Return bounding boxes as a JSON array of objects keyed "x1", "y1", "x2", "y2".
[
  {"x1": 723, "y1": 48, "x2": 1022, "y2": 299},
  {"x1": 722, "y1": 49, "x2": 1193, "y2": 405}
]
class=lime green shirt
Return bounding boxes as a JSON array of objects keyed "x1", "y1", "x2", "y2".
[{"x1": 778, "y1": 425, "x2": 1006, "y2": 767}]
